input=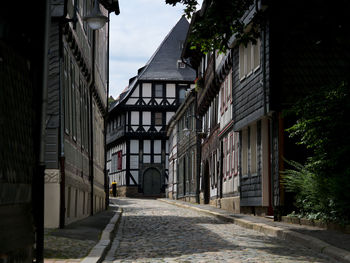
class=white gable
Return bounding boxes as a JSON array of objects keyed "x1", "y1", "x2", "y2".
[
  {"x1": 129, "y1": 84, "x2": 139, "y2": 98},
  {"x1": 126, "y1": 98, "x2": 137, "y2": 105}
]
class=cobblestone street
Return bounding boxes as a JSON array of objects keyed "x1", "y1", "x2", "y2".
[{"x1": 104, "y1": 198, "x2": 339, "y2": 263}]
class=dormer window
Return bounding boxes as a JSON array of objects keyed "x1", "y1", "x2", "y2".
[{"x1": 177, "y1": 60, "x2": 186, "y2": 69}]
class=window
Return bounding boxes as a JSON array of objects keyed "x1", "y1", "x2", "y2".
[
  {"x1": 210, "y1": 155, "x2": 214, "y2": 187},
  {"x1": 71, "y1": 60, "x2": 77, "y2": 140},
  {"x1": 178, "y1": 86, "x2": 186, "y2": 103},
  {"x1": 177, "y1": 60, "x2": 186, "y2": 68},
  {"x1": 223, "y1": 140, "x2": 227, "y2": 179},
  {"x1": 250, "y1": 124, "x2": 257, "y2": 174},
  {"x1": 155, "y1": 84, "x2": 163, "y2": 97},
  {"x1": 226, "y1": 137, "x2": 230, "y2": 177},
  {"x1": 242, "y1": 129, "x2": 248, "y2": 176},
  {"x1": 253, "y1": 39, "x2": 261, "y2": 69},
  {"x1": 239, "y1": 38, "x2": 260, "y2": 80},
  {"x1": 155, "y1": 112, "x2": 162, "y2": 126},
  {"x1": 213, "y1": 151, "x2": 217, "y2": 186},
  {"x1": 224, "y1": 78, "x2": 228, "y2": 108},
  {"x1": 230, "y1": 133, "x2": 233, "y2": 176},
  {"x1": 191, "y1": 151, "x2": 195, "y2": 180},
  {"x1": 67, "y1": 187, "x2": 71, "y2": 218},
  {"x1": 64, "y1": 49, "x2": 70, "y2": 134},
  {"x1": 220, "y1": 86, "x2": 224, "y2": 114},
  {"x1": 234, "y1": 133, "x2": 238, "y2": 175},
  {"x1": 227, "y1": 70, "x2": 232, "y2": 103},
  {"x1": 231, "y1": 132, "x2": 237, "y2": 175}
]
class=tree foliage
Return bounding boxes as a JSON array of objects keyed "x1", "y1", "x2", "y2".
[
  {"x1": 108, "y1": 95, "x2": 116, "y2": 106},
  {"x1": 165, "y1": 0, "x2": 261, "y2": 53},
  {"x1": 283, "y1": 82, "x2": 350, "y2": 223}
]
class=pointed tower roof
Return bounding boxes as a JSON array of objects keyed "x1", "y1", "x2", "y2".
[{"x1": 138, "y1": 15, "x2": 195, "y2": 81}]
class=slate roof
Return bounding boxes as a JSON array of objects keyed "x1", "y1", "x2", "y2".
[
  {"x1": 138, "y1": 15, "x2": 195, "y2": 81},
  {"x1": 110, "y1": 16, "x2": 195, "y2": 112}
]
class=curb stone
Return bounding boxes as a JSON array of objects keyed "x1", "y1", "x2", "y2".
[
  {"x1": 80, "y1": 208, "x2": 123, "y2": 263},
  {"x1": 158, "y1": 199, "x2": 350, "y2": 263}
]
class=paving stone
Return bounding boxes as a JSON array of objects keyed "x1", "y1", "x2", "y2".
[{"x1": 104, "y1": 198, "x2": 340, "y2": 263}]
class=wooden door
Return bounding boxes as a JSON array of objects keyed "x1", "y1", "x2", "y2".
[{"x1": 143, "y1": 168, "x2": 161, "y2": 195}]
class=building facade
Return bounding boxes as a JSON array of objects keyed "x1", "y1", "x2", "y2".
[
  {"x1": 180, "y1": 1, "x2": 276, "y2": 216},
  {"x1": 178, "y1": 0, "x2": 350, "y2": 219},
  {"x1": 167, "y1": 89, "x2": 201, "y2": 203},
  {"x1": 44, "y1": 0, "x2": 119, "y2": 228},
  {"x1": 106, "y1": 16, "x2": 196, "y2": 197},
  {"x1": 166, "y1": 116, "x2": 178, "y2": 199},
  {"x1": 0, "y1": 2, "x2": 49, "y2": 261}
]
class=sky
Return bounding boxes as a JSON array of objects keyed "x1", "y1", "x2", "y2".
[{"x1": 108, "y1": 0, "x2": 189, "y2": 99}]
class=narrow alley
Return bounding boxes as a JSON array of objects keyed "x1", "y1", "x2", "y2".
[{"x1": 103, "y1": 198, "x2": 337, "y2": 263}]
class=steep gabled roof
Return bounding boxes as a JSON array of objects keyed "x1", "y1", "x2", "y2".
[
  {"x1": 138, "y1": 15, "x2": 195, "y2": 81},
  {"x1": 110, "y1": 16, "x2": 195, "y2": 112}
]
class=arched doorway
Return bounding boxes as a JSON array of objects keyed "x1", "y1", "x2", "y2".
[
  {"x1": 203, "y1": 161, "x2": 210, "y2": 204},
  {"x1": 143, "y1": 168, "x2": 161, "y2": 196}
]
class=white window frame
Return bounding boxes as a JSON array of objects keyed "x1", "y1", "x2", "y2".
[{"x1": 239, "y1": 38, "x2": 261, "y2": 81}]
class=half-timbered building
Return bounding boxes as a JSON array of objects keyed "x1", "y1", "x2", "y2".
[{"x1": 107, "y1": 16, "x2": 196, "y2": 197}]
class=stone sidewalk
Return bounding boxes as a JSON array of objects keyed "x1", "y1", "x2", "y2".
[
  {"x1": 159, "y1": 198, "x2": 350, "y2": 263},
  {"x1": 44, "y1": 198, "x2": 121, "y2": 263}
]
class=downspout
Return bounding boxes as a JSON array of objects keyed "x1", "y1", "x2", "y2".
[
  {"x1": 195, "y1": 95, "x2": 201, "y2": 204},
  {"x1": 260, "y1": 1, "x2": 275, "y2": 218},
  {"x1": 104, "y1": 12, "x2": 111, "y2": 209},
  {"x1": 36, "y1": 1, "x2": 50, "y2": 261},
  {"x1": 261, "y1": 4, "x2": 273, "y2": 216},
  {"x1": 89, "y1": 31, "x2": 96, "y2": 216},
  {"x1": 58, "y1": 0, "x2": 69, "y2": 229}
]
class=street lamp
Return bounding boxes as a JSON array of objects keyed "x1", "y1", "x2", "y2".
[
  {"x1": 83, "y1": 0, "x2": 108, "y2": 30},
  {"x1": 182, "y1": 115, "x2": 206, "y2": 139}
]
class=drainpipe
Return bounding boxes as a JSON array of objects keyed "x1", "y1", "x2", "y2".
[
  {"x1": 269, "y1": 113, "x2": 276, "y2": 220},
  {"x1": 89, "y1": 31, "x2": 96, "y2": 216},
  {"x1": 104, "y1": 12, "x2": 111, "y2": 209},
  {"x1": 261, "y1": 5, "x2": 273, "y2": 216},
  {"x1": 35, "y1": 1, "x2": 50, "y2": 261},
  {"x1": 195, "y1": 95, "x2": 201, "y2": 204},
  {"x1": 58, "y1": 0, "x2": 70, "y2": 230}
]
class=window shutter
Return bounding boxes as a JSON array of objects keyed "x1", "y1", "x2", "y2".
[{"x1": 117, "y1": 151, "x2": 122, "y2": 170}]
